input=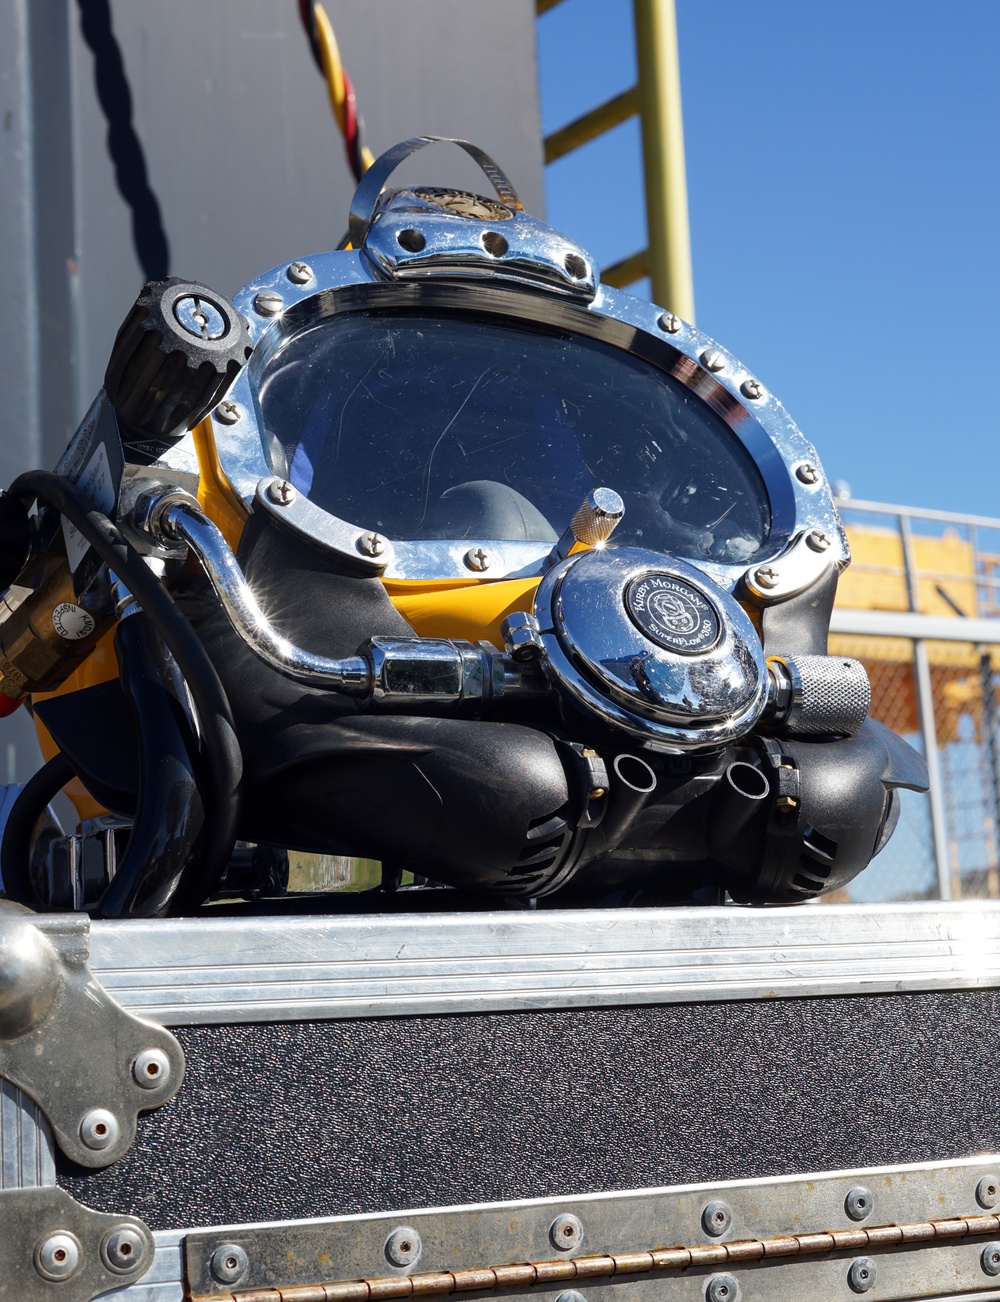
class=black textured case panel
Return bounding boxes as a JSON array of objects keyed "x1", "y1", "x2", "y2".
[{"x1": 58, "y1": 991, "x2": 999, "y2": 1230}]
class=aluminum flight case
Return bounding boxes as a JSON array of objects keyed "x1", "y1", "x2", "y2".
[{"x1": 4, "y1": 899, "x2": 1000, "y2": 1302}]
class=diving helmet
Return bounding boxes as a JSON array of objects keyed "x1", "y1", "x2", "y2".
[{"x1": 0, "y1": 137, "x2": 927, "y2": 916}]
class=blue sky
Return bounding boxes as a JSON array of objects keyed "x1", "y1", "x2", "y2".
[{"x1": 537, "y1": 0, "x2": 1000, "y2": 518}]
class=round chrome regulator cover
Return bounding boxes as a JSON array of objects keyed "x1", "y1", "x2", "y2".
[{"x1": 533, "y1": 547, "x2": 768, "y2": 752}]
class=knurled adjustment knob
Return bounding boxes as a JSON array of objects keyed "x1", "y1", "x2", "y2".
[{"x1": 104, "y1": 277, "x2": 253, "y2": 462}]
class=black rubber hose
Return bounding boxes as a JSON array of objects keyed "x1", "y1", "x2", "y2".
[
  {"x1": 0, "y1": 751, "x2": 76, "y2": 906},
  {"x1": 96, "y1": 615, "x2": 207, "y2": 917},
  {"x1": 8, "y1": 470, "x2": 242, "y2": 908}
]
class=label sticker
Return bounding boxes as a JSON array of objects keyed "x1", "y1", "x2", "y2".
[
  {"x1": 51, "y1": 602, "x2": 96, "y2": 641},
  {"x1": 624, "y1": 573, "x2": 722, "y2": 656},
  {"x1": 61, "y1": 441, "x2": 115, "y2": 573}
]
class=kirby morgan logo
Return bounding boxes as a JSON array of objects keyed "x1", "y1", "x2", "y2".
[{"x1": 624, "y1": 573, "x2": 721, "y2": 655}]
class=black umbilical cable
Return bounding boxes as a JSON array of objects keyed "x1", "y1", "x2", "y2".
[
  {"x1": 7, "y1": 471, "x2": 243, "y2": 910},
  {"x1": 0, "y1": 751, "x2": 76, "y2": 907}
]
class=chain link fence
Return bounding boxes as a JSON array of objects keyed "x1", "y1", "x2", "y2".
[{"x1": 825, "y1": 500, "x2": 1000, "y2": 903}]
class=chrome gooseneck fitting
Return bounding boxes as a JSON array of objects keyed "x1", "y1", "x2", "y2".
[{"x1": 137, "y1": 489, "x2": 530, "y2": 712}]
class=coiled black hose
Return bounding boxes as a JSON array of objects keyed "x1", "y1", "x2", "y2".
[
  {"x1": 0, "y1": 751, "x2": 76, "y2": 906},
  {"x1": 7, "y1": 470, "x2": 243, "y2": 911}
]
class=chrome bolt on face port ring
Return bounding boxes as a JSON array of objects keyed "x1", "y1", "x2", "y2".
[
  {"x1": 848, "y1": 1257, "x2": 876, "y2": 1293},
  {"x1": 464, "y1": 546, "x2": 491, "y2": 571},
  {"x1": 101, "y1": 1225, "x2": 148, "y2": 1274},
  {"x1": 267, "y1": 479, "x2": 297, "y2": 506},
  {"x1": 977, "y1": 1176, "x2": 1000, "y2": 1208},
  {"x1": 287, "y1": 261, "x2": 314, "y2": 284},
  {"x1": 385, "y1": 1226, "x2": 423, "y2": 1268},
  {"x1": 806, "y1": 529, "x2": 831, "y2": 552},
  {"x1": 700, "y1": 349, "x2": 726, "y2": 372},
  {"x1": 549, "y1": 1213, "x2": 584, "y2": 1251},
  {"x1": 701, "y1": 1200, "x2": 733, "y2": 1237},
  {"x1": 753, "y1": 565, "x2": 779, "y2": 590},
  {"x1": 35, "y1": 1232, "x2": 82, "y2": 1281},
  {"x1": 706, "y1": 1273, "x2": 741, "y2": 1302},
  {"x1": 211, "y1": 1244, "x2": 249, "y2": 1285},
  {"x1": 215, "y1": 399, "x2": 243, "y2": 425},
  {"x1": 359, "y1": 532, "x2": 387, "y2": 557},
  {"x1": 845, "y1": 1185, "x2": 873, "y2": 1220},
  {"x1": 132, "y1": 1047, "x2": 171, "y2": 1090},
  {"x1": 658, "y1": 312, "x2": 681, "y2": 333},
  {"x1": 253, "y1": 290, "x2": 284, "y2": 317},
  {"x1": 80, "y1": 1107, "x2": 119, "y2": 1150},
  {"x1": 796, "y1": 461, "x2": 820, "y2": 484},
  {"x1": 740, "y1": 378, "x2": 763, "y2": 400}
]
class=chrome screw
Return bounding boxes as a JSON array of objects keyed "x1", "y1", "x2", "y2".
[
  {"x1": 982, "y1": 1242, "x2": 1000, "y2": 1276},
  {"x1": 101, "y1": 1225, "x2": 148, "y2": 1274},
  {"x1": 978, "y1": 1176, "x2": 1000, "y2": 1209},
  {"x1": 549, "y1": 1213, "x2": 584, "y2": 1251},
  {"x1": 754, "y1": 565, "x2": 779, "y2": 590},
  {"x1": 796, "y1": 462, "x2": 820, "y2": 485},
  {"x1": 80, "y1": 1107, "x2": 119, "y2": 1150},
  {"x1": 848, "y1": 1257, "x2": 876, "y2": 1293},
  {"x1": 658, "y1": 313, "x2": 681, "y2": 334},
  {"x1": 464, "y1": 546, "x2": 492, "y2": 572},
  {"x1": 215, "y1": 400, "x2": 243, "y2": 425},
  {"x1": 845, "y1": 1185, "x2": 874, "y2": 1221},
  {"x1": 267, "y1": 480, "x2": 297, "y2": 507},
  {"x1": 211, "y1": 1244, "x2": 249, "y2": 1285},
  {"x1": 35, "y1": 1232, "x2": 82, "y2": 1281},
  {"x1": 253, "y1": 290, "x2": 284, "y2": 317},
  {"x1": 287, "y1": 260, "x2": 314, "y2": 285},
  {"x1": 701, "y1": 1200, "x2": 733, "y2": 1237},
  {"x1": 806, "y1": 529, "x2": 831, "y2": 552},
  {"x1": 358, "y1": 532, "x2": 387, "y2": 558},
  {"x1": 706, "y1": 1273, "x2": 741, "y2": 1302},
  {"x1": 700, "y1": 349, "x2": 726, "y2": 372},
  {"x1": 385, "y1": 1226, "x2": 422, "y2": 1268},
  {"x1": 174, "y1": 295, "x2": 227, "y2": 340},
  {"x1": 133, "y1": 1047, "x2": 171, "y2": 1090},
  {"x1": 740, "y1": 378, "x2": 763, "y2": 400}
]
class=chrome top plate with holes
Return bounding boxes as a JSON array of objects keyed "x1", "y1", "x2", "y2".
[
  {"x1": 86, "y1": 900, "x2": 1000, "y2": 1027},
  {"x1": 0, "y1": 903, "x2": 184, "y2": 1168},
  {"x1": 180, "y1": 1156, "x2": 1000, "y2": 1301},
  {"x1": 156, "y1": 144, "x2": 847, "y2": 592}
]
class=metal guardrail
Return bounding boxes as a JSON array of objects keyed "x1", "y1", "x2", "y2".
[{"x1": 833, "y1": 497, "x2": 1000, "y2": 903}]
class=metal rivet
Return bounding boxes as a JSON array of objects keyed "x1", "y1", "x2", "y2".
[
  {"x1": 978, "y1": 1176, "x2": 1000, "y2": 1209},
  {"x1": 740, "y1": 378, "x2": 764, "y2": 400},
  {"x1": 253, "y1": 290, "x2": 284, "y2": 317},
  {"x1": 982, "y1": 1242, "x2": 1000, "y2": 1275},
  {"x1": 549, "y1": 1213, "x2": 584, "y2": 1251},
  {"x1": 35, "y1": 1232, "x2": 82, "y2": 1281},
  {"x1": 385, "y1": 1226, "x2": 422, "y2": 1268},
  {"x1": 397, "y1": 229, "x2": 426, "y2": 253},
  {"x1": 267, "y1": 480, "x2": 297, "y2": 507},
  {"x1": 287, "y1": 261, "x2": 314, "y2": 285},
  {"x1": 845, "y1": 1186, "x2": 873, "y2": 1221},
  {"x1": 482, "y1": 231, "x2": 509, "y2": 258},
  {"x1": 796, "y1": 462, "x2": 820, "y2": 485},
  {"x1": 101, "y1": 1225, "x2": 147, "y2": 1274},
  {"x1": 753, "y1": 565, "x2": 779, "y2": 590},
  {"x1": 80, "y1": 1108, "x2": 119, "y2": 1151},
  {"x1": 211, "y1": 1244, "x2": 249, "y2": 1285},
  {"x1": 701, "y1": 1200, "x2": 732, "y2": 1237},
  {"x1": 174, "y1": 295, "x2": 227, "y2": 340},
  {"x1": 464, "y1": 547, "x2": 491, "y2": 572},
  {"x1": 658, "y1": 312, "x2": 681, "y2": 333},
  {"x1": 706, "y1": 1273, "x2": 741, "y2": 1302},
  {"x1": 358, "y1": 532, "x2": 387, "y2": 558},
  {"x1": 215, "y1": 400, "x2": 243, "y2": 425},
  {"x1": 132, "y1": 1048, "x2": 170, "y2": 1090},
  {"x1": 806, "y1": 529, "x2": 831, "y2": 553},
  {"x1": 700, "y1": 349, "x2": 726, "y2": 373},
  {"x1": 848, "y1": 1257, "x2": 876, "y2": 1293},
  {"x1": 564, "y1": 252, "x2": 588, "y2": 279}
]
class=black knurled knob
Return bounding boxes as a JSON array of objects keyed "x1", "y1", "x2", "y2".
[{"x1": 104, "y1": 277, "x2": 253, "y2": 462}]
